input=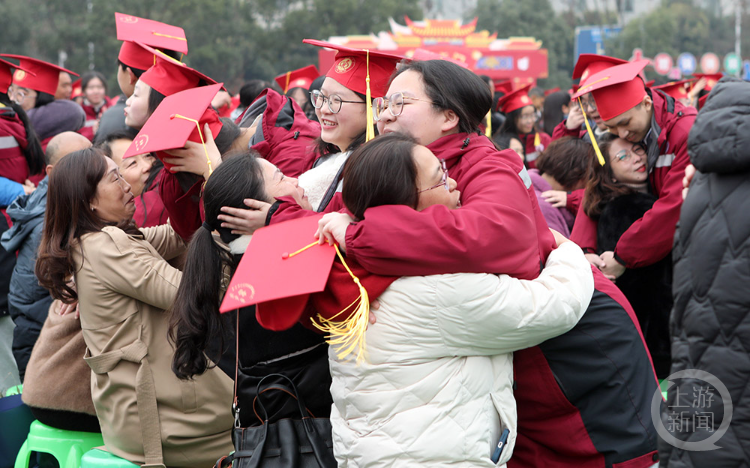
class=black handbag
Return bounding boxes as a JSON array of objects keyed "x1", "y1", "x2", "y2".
[
  {"x1": 215, "y1": 311, "x2": 336, "y2": 468},
  {"x1": 231, "y1": 373, "x2": 336, "y2": 468}
]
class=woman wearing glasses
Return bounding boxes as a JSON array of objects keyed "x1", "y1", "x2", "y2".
[
  {"x1": 572, "y1": 133, "x2": 674, "y2": 378},
  {"x1": 318, "y1": 60, "x2": 660, "y2": 467},
  {"x1": 216, "y1": 41, "x2": 403, "y2": 234},
  {"x1": 497, "y1": 84, "x2": 552, "y2": 168},
  {"x1": 283, "y1": 41, "x2": 402, "y2": 213}
]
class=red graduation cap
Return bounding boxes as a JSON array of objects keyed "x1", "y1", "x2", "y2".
[
  {"x1": 219, "y1": 215, "x2": 336, "y2": 326},
  {"x1": 572, "y1": 59, "x2": 649, "y2": 121},
  {"x1": 0, "y1": 54, "x2": 78, "y2": 96},
  {"x1": 123, "y1": 83, "x2": 224, "y2": 172},
  {"x1": 70, "y1": 78, "x2": 82, "y2": 99},
  {"x1": 410, "y1": 48, "x2": 469, "y2": 68},
  {"x1": 0, "y1": 57, "x2": 35, "y2": 94},
  {"x1": 645, "y1": 79, "x2": 656, "y2": 87},
  {"x1": 652, "y1": 78, "x2": 697, "y2": 100},
  {"x1": 496, "y1": 84, "x2": 533, "y2": 113},
  {"x1": 572, "y1": 53, "x2": 629, "y2": 81},
  {"x1": 274, "y1": 65, "x2": 320, "y2": 93},
  {"x1": 115, "y1": 12, "x2": 188, "y2": 70},
  {"x1": 303, "y1": 39, "x2": 403, "y2": 98},
  {"x1": 544, "y1": 87, "x2": 561, "y2": 96},
  {"x1": 494, "y1": 80, "x2": 514, "y2": 95},
  {"x1": 692, "y1": 73, "x2": 723, "y2": 91},
  {"x1": 137, "y1": 43, "x2": 219, "y2": 97}
]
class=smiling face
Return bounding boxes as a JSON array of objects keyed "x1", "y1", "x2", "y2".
[
  {"x1": 376, "y1": 70, "x2": 457, "y2": 146},
  {"x1": 602, "y1": 95, "x2": 652, "y2": 143},
  {"x1": 607, "y1": 138, "x2": 648, "y2": 185},
  {"x1": 258, "y1": 158, "x2": 312, "y2": 210},
  {"x1": 315, "y1": 77, "x2": 367, "y2": 152},
  {"x1": 107, "y1": 138, "x2": 155, "y2": 197},
  {"x1": 84, "y1": 76, "x2": 106, "y2": 106},
  {"x1": 413, "y1": 145, "x2": 460, "y2": 210},
  {"x1": 124, "y1": 80, "x2": 151, "y2": 129},
  {"x1": 515, "y1": 105, "x2": 537, "y2": 134},
  {"x1": 91, "y1": 156, "x2": 136, "y2": 223}
]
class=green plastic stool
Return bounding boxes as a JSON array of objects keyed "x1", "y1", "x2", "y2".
[
  {"x1": 4, "y1": 384, "x2": 23, "y2": 396},
  {"x1": 80, "y1": 448, "x2": 139, "y2": 468},
  {"x1": 14, "y1": 420, "x2": 104, "y2": 468}
]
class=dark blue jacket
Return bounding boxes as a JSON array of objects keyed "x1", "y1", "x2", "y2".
[{"x1": 0, "y1": 176, "x2": 52, "y2": 380}]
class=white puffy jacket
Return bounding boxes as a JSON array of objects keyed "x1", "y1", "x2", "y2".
[{"x1": 329, "y1": 242, "x2": 594, "y2": 467}]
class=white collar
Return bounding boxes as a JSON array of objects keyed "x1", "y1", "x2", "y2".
[{"x1": 228, "y1": 235, "x2": 252, "y2": 255}]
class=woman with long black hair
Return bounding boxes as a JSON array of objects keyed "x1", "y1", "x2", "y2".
[{"x1": 168, "y1": 151, "x2": 329, "y2": 428}]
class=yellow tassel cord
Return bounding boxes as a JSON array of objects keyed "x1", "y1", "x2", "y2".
[
  {"x1": 533, "y1": 132, "x2": 540, "y2": 147},
  {"x1": 364, "y1": 50, "x2": 375, "y2": 142},
  {"x1": 170, "y1": 114, "x2": 213, "y2": 177},
  {"x1": 312, "y1": 245, "x2": 370, "y2": 363},
  {"x1": 284, "y1": 71, "x2": 291, "y2": 93},
  {"x1": 282, "y1": 241, "x2": 318, "y2": 259},
  {"x1": 485, "y1": 112, "x2": 492, "y2": 137},
  {"x1": 151, "y1": 32, "x2": 188, "y2": 41},
  {"x1": 577, "y1": 97, "x2": 606, "y2": 166}
]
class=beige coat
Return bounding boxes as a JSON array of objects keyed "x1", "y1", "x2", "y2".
[{"x1": 73, "y1": 225, "x2": 234, "y2": 468}]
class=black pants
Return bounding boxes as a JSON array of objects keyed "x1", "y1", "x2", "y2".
[{"x1": 29, "y1": 406, "x2": 101, "y2": 433}]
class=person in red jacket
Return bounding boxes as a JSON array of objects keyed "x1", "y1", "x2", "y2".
[
  {"x1": 497, "y1": 84, "x2": 552, "y2": 168},
  {"x1": 570, "y1": 59, "x2": 695, "y2": 280},
  {"x1": 79, "y1": 71, "x2": 112, "y2": 141},
  {"x1": 545, "y1": 55, "x2": 630, "y2": 216}
]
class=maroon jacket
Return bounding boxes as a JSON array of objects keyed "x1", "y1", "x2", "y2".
[
  {"x1": 570, "y1": 90, "x2": 696, "y2": 268},
  {"x1": 551, "y1": 119, "x2": 587, "y2": 141},
  {"x1": 0, "y1": 106, "x2": 30, "y2": 185},
  {"x1": 346, "y1": 132, "x2": 555, "y2": 279},
  {"x1": 133, "y1": 172, "x2": 169, "y2": 228},
  {"x1": 249, "y1": 90, "x2": 319, "y2": 178}
]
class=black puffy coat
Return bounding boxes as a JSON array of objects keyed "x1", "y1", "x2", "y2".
[{"x1": 659, "y1": 76, "x2": 750, "y2": 466}]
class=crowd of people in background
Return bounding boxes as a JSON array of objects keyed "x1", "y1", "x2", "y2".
[{"x1": 0, "y1": 11, "x2": 748, "y2": 468}]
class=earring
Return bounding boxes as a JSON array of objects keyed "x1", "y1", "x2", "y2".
[{"x1": 90, "y1": 205, "x2": 95, "y2": 211}]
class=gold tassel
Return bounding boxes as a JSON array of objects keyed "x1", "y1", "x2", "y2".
[
  {"x1": 312, "y1": 245, "x2": 370, "y2": 363},
  {"x1": 534, "y1": 132, "x2": 540, "y2": 147},
  {"x1": 364, "y1": 50, "x2": 375, "y2": 142},
  {"x1": 485, "y1": 111, "x2": 492, "y2": 137},
  {"x1": 170, "y1": 114, "x2": 213, "y2": 177},
  {"x1": 577, "y1": 97, "x2": 606, "y2": 166},
  {"x1": 284, "y1": 71, "x2": 291, "y2": 93}
]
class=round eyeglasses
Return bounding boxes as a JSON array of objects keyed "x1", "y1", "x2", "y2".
[
  {"x1": 614, "y1": 143, "x2": 647, "y2": 163},
  {"x1": 418, "y1": 159, "x2": 450, "y2": 193},
  {"x1": 310, "y1": 90, "x2": 365, "y2": 114},
  {"x1": 373, "y1": 92, "x2": 434, "y2": 121}
]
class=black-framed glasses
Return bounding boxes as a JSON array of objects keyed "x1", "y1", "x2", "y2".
[
  {"x1": 418, "y1": 159, "x2": 449, "y2": 193},
  {"x1": 614, "y1": 143, "x2": 646, "y2": 163},
  {"x1": 309, "y1": 90, "x2": 365, "y2": 114},
  {"x1": 373, "y1": 92, "x2": 434, "y2": 121}
]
